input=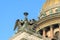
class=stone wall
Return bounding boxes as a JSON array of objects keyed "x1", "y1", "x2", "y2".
[{"x1": 10, "y1": 32, "x2": 43, "y2": 40}]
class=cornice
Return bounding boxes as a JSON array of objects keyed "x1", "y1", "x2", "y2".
[
  {"x1": 9, "y1": 29, "x2": 42, "y2": 40},
  {"x1": 36, "y1": 13, "x2": 60, "y2": 27}
]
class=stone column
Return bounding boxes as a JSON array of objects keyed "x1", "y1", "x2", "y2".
[
  {"x1": 59, "y1": 24, "x2": 60, "y2": 39},
  {"x1": 59, "y1": 24, "x2": 60, "y2": 32},
  {"x1": 43, "y1": 29, "x2": 46, "y2": 38},
  {"x1": 50, "y1": 25, "x2": 54, "y2": 39}
]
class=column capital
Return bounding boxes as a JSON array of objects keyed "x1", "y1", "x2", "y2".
[
  {"x1": 58, "y1": 23, "x2": 60, "y2": 26},
  {"x1": 43, "y1": 28, "x2": 46, "y2": 38},
  {"x1": 50, "y1": 25, "x2": 53, "y2": 28},
  {"x1": 43, "y1": 28, "x2": 46, "y2": 30},
  {"x1": 58, "y1": 23, "x2": 60, "y2": 32}
]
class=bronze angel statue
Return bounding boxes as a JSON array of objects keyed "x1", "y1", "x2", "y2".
[
  {"x1": 14, "y1": 19, "x2": 24, "y2": 33},
  {"x1": 13, "y1": 12, "x2": 37, "y2": 33}
]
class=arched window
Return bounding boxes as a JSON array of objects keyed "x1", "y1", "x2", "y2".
[
  {"x1": 49, "y1": 9, "x2": 53, "y2": 14},
  {"x1": 56, "y1": 7, "x2": 60, "y2": 13},
  {"x1": 41, "y1": 12, "x2": 46, "y2": 18}
]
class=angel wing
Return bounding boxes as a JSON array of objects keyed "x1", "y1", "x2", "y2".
[
  {"x1": 28, "y1": 19, "x2": 36, "y2": 25},
  {"x1": 14, "y1": 19, "x2": 20, "y2": 31}
]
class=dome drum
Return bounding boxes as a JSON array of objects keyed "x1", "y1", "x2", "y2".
[
  {"x1": 40, "y1": 0, "x2": 60, "y2": 19},
  {"x1": 40, "y1": 6, "x2": 60, "y2": 19}
]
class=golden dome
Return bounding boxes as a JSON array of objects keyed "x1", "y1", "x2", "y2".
[
  {"x1": 42, "y1": 0, "x2": 60, "y2": 10},
  {"x1": 40, "y1": 0, "x2": 60, "y2": 19}
]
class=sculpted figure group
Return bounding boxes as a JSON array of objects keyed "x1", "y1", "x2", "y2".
[{"x1": 14, "y1": 12, "x2": 37, "y2": 33}]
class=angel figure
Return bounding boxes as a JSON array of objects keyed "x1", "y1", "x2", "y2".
[{"x1": 14, "y1": 19, "x2": 24, "y2": 33}]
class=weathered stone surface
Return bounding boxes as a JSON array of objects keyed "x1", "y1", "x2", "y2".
[{"x1": 10, "y1": 32, "x2": 43, "y2": 40}]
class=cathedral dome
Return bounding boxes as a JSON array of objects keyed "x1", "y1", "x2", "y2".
[{"x1": 40, "y1": 0, "x2": 60, "y2": 19}]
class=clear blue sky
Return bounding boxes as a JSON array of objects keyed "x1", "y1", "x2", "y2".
[{"x1": 0, "y1": 0, "x2": 45, "y2": 40}]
